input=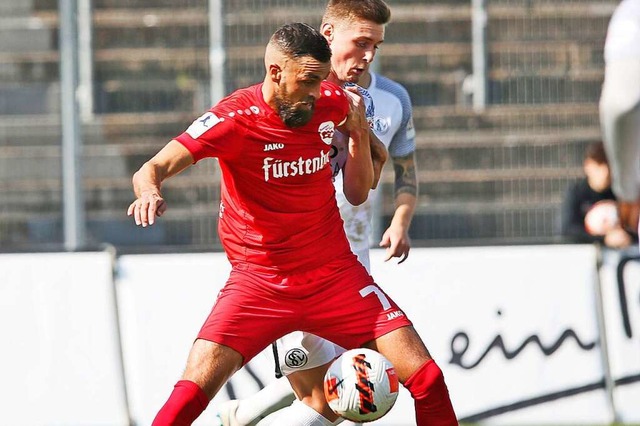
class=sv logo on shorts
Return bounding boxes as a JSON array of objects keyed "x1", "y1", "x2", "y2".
[{"x1": 285, "y1": 348, "x2": 308, "y2": 368}]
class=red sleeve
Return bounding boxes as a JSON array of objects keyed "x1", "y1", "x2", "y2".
[
  {"x1": 320, "y1": 80, "x2": 350, "y2": 126},
  {"x1": 174, "y1": 101, "x2": 245, "y2": 163}
]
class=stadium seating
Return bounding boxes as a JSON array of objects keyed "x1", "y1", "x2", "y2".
[{"x1": 0, "y1": 0, "x2": 618, "y2": 248}]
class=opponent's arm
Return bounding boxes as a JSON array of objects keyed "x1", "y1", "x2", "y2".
[
  {"x1": 379, "y1": 152, "x2": 418, "y2": 262},
  {"x1": 127, "y1": 140, "x2": 194, "y2": 227},
  {"x1": 341, "y1": 86, "x2": 374, "y2": 206},
  {"x1": 369, "y1": 132, "x2": 388, "y2": 190}
]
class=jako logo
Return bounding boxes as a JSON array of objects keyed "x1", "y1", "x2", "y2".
[
  {"x1": 262, "y1": 150, "x2": 330, "y2": 182},
  {"x1": 386, "y1": 310, "x2": 405, "y2": 321},
  {"x1": 264, "y1": 143, "x2": 284, "y2": 152},
  {"x1": 318, "y1": 121, "x2": 335, "y2": 145}
]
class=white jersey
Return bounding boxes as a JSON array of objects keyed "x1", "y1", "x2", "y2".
[
  {"x1": 604, "y1": 0, "x2": 640, "y2": 63},
  {"x1": 334, "y1": 72, "x2": 417, "y2": 256},
  {"x1": 601, "y1": 0, "x2": 640, "y2": 202}
]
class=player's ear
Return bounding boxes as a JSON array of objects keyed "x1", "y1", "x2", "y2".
[
  {"x1": 321, "y1": 23, "x2": 334, "y2": 43},
  {"x1": 268, "y1": 64, "x2": 282, "y2": 83}
]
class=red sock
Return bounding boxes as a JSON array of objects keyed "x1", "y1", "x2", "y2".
[
  {"x1": 151, "y1": 380, "x2": 209, "y2": 426},
  {"x1": 403, "y1": 359, "x2": 458, "y2": 426}
]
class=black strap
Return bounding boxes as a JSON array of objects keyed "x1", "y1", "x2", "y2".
[{"x1": 271, "y1": 341, "x2": 283, "y2": 379}]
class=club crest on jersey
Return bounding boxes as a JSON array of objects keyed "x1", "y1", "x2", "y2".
[
  {"x1": 284, "y1": 348, "x2": 308, "y2": 368},
  {"x1": 371, "y1": 116, "x2": 390, "y2": 135},
  {"x1": 318, "y1": 121, "x2": 335, "y2": 145},
  {"x1": 186, "y1": 112, "x2": 221, "y2": 138}
]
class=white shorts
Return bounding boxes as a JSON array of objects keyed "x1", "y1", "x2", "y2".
[{"x1": 276, "y1": 331, "x2": 346, "y2": 375}]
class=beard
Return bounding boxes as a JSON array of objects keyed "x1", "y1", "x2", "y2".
[{"x1": 274, "y1": 88, "x2": 315, "y2": 128}]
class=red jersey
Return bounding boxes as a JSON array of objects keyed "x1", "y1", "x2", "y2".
[{"x1": 175, "y1": 81, "x2": 356, "y2": 273}]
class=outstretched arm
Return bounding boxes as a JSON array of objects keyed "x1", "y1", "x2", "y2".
[
  {"x1": 369, "y1": 132, "x2": 388, "y2": 190},
  {"x1": 127, "y1": 140, "x2": 194, "y2": 227},
  {"x1": 379, "y1": 152, "x2": 418, "y2": 262}
]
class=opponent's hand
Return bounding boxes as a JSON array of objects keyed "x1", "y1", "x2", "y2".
[
  {"x1": 618, "y1": 200, "x2": 640, "y2": 234},
  {"x1": 379, "y1": 224, "x2": 411, "y2": 263},
  {"x1": 127, "y1": 190, "x2": 167, "y2": 227}
]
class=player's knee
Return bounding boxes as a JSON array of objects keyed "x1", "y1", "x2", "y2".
[{"x1": 402, "y1": 359, "x2": 446, "y2": 400}]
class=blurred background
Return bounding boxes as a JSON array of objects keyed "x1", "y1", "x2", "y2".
[{"x1": 0, "y1": 0, "x2": 619, "y2": 252}]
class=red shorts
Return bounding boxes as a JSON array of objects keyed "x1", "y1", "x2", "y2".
[{"x1": 197, "y1": 257, "x2": 413, "y2": 363}]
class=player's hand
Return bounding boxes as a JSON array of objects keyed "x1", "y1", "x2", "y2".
[
  {"x1": 617, "y1": 200, "x2": 640, "y2": 234},
  {"x1": 379, "y1": 224, "x2": 411, "y2": 263},
  {"x1": 343, "y1": 86, "x2": 368, "y2": 133},
  {"x1": 127, "y1": 190, "x2": 167, "y2": 227}
]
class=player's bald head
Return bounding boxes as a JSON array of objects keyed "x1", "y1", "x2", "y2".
[{"x1": 264, "y1": 23, "x2": 332, "y2": 70}]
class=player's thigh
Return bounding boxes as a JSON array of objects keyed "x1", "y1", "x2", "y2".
[
  {"x1": 364, "y1": 325, "x2": 432, "y2": 382},
  {"x1": 182, "y1": 338, "x2": 244, "y2": 398},
  {"x1": 286, "y1": 361, "x2": 332, "y2": 401}
]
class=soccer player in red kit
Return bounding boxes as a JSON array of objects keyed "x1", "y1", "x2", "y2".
[{"x1": 128, "y1": 22, "x2": 457, "y2": 426}]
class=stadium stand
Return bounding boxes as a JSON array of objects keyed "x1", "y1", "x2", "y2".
[{"x1": 0, "y1": 0, "x2": 618, "y2": 249}]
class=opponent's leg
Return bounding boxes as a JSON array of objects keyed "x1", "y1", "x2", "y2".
[
  {"x1": 257, "y1": 399, "x2": 340, "y2": 426},
  {"x1": 287, "y1": 362, "x2": 338, "y2": 421},
  {"x1": 153, "y1": 338, "x2": 244, "y2": 426},
  {"x1": 366, "y1": 326, "x2": 457, "y2": 426},
  {"x1": 216, "y1": 377, "x2": 295, "y2": 426}
]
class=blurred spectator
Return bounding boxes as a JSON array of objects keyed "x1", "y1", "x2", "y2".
[{"x1": 561, "y1": 141, "x2": 636, "y2": 248}]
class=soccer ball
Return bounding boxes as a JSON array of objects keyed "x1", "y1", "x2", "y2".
[{"x1": 323, "y1": 348, "x2": 399, "y2": 422}]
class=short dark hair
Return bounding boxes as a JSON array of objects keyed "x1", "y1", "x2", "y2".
[
  {"x1": 322, "y1": 0, "x2": 391, "y2": 26},
  {"x1": 270, "y1": 23, "x2": 332, "y2": 64},
  {"x1": 585, "y1": 141, "x2": 608, "y2": 165}
]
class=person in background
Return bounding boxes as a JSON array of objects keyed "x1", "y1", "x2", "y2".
[
  {"x1": 561, "y1": 141, "x2": 635, "y2": 248},
  {"x1": 599, "y1": 0, "x2": 640, "y2": 245}
]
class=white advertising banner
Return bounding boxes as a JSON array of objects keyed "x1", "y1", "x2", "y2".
[
  {"x1": 0, "y1": 252, "x2": 129, "y2": 426},
  {"x1": 117, "y1": 245, "x2": 610, "y2": 425},
  {"x1": 116, "y1": 253, "x2": 280, "y2": 426},
  {"x1": 369, "y1": 245, "x2": 610, "y2": 424},
  {"x1": 598, "y1": 251, "x2": 640, "y2": 422}
]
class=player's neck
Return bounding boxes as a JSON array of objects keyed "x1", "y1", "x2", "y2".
[
  {"x1": 326, "y1": 70, "x2": 372, "y2": 88},
  {"x1": 359, "y1": 72, "x2": 372, "y2": 89},
  {"x1": 326, "y1": 71, "x2": 342, "y2": 86}
]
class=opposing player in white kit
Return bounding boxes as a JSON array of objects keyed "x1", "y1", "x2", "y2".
[
  {"x1": 215, "y1": 2, "x2": 420, "y2": 425},
  {"x1": 600, "y1": 0, "x2": 640, "y2": 242}
]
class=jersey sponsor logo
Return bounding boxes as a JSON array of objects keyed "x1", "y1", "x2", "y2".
[
  {"x1": 264, "y1": 142, "x2": 285, "y2": 152},
  {"x1": 262, "y1": 150, "x2": 330, "y2": 182},
  {"x1": 284, "y1": 348, "x2": 308, "y2": 368},
  {"x1": 318, "y1": 121, "x2": 336, "y2": 145},
  {"x1": 386, "y1": 310, "x2": 405, "y2": 321},
  {"x1": 186, "y1": 112, "x2": 221, "y2": 138}
]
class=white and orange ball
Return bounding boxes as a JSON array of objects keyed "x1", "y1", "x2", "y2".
[{"x1": 323, "y1": 348, "x2": 399, "y2": 423}]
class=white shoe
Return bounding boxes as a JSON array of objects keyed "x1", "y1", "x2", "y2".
[{"x1": 215, "y1": 399, "x2": 241, "y2": 426}]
